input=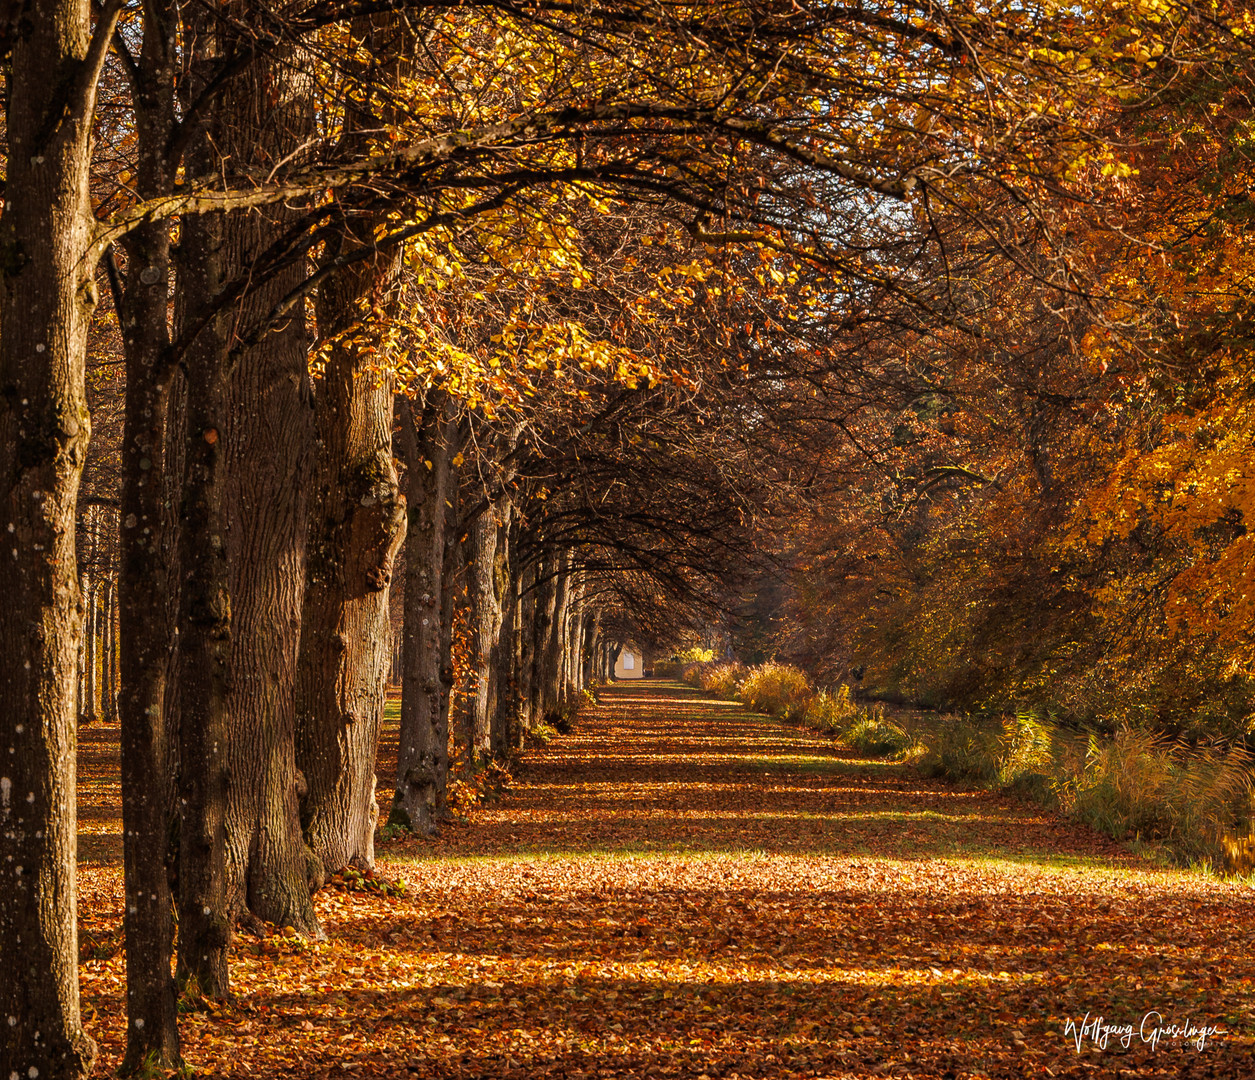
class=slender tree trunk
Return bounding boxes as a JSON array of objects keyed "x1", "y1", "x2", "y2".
[
  {"x1": 173, "y1": 204, "x2": 235, "y2": 1000},
  {"x1": 117, "y1": 5, "x2": 183, "y2": 1045},
  {"x1": 468, "y1": 497, "x2": 511, "y2": 761},
  {"x1": 392, "y1": 395, "x2": 454, "y2": 833},
  {"x1": 531, "y1": 551, "x2": 558, "y2": 722},
  {"x1": 102, "y1": 579, "x2": 115, "y2": 723},
  {"x1": 84, "y1": 584, "x2": 99, "y2": 723},
  {"x1": 543, "y1": 554, "x2": 572, "y2": 716},
  {"x1": 0, "y1": 3, "x2": 120, "y2": 1076}
]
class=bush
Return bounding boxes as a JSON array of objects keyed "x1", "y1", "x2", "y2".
[
  {"x1": 997, "y1": 711, "x2": 1060, "y2": 798},
  {"x1": 845, "y1": 710, "x2": 912, "y2": 757},
  {"x1": 676, "y1": 646, "x2": 715, "y2": 663},
  {"x1": 1057, "y1": 728, "x2": 1255, "y2": 868},
  {"x1": 803, "y1": 685, "x2": 861, "y2": 733},
  {"x1": 699, "y1": 661, "x2": 748, "y2": 698},
  {"x1": 919, "y1": 715, "x2": 1002, "y2": 788},
  {"x1": 740, "y1": 662, "x2": 812, "y2": 720},
  {"x1": 684, "y1": 653, "x2": 1255, "y2": 873}
]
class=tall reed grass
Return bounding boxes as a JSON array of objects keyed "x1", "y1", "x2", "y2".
[{"x1": 682, "y1": 660, "x2": 1255, "y2": 875}]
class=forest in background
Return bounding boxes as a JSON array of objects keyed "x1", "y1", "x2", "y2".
[{"x1": 2, "y1": 1, "x2": 1254, "y2": 1078}]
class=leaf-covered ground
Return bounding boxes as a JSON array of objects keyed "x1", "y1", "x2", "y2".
[{"x1": 78, "y1": 681, "x2": 1255, "y2": 1077}]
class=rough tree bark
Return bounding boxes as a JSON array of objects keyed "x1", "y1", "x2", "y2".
[
  {"x1": 173, "y1": 10, "x2": 320, "y2": 998},
  {"x1": 530, "y1": 550, "x2": 559, "y2": 723},
  {"x1": 467, "y1": 495, "x2": 513, "y2": 761},
  {"x1": 217, "y1": 54, "x2": 321, "y2": 935},
  {"x1": 487, "y1": 510, "x2": 518, "y2": 758},
  {"x1": 295, "y1": 13, "x2": 408, "y2": 885},
  {"x1": 0, "y1": 2, "x2": 122, "y2": 1076},
  {"x1": 501, "y1": 519, "x2": 526, "y2": 752},
  {"x1": 543, "y1": 553, "x2": 573, "y2": 716},
  {"x1": 585, "y1": 607, "x2": 603, "y2": 688},
  {"x1": 391, "y1": 394, "x2": 457, "y2": 833},
  {"x1": 83, "y1": 585, "x2": 98, "y2": 723},
  {"x1": 564, "y1": 576, "x2": 585, "y2": 699},
  {"x1": 173, "y1": 205, "x2": 235, "y2": 1000},
  {"x1": 115, "y1": 1, "x2": 184, "y2": 1060},
  {"x1": 294, "y1": 304, "x2": 404, "y2": 882},
  {"x1": 514, "y1": 554, "x2": 535, "y2": 741}
]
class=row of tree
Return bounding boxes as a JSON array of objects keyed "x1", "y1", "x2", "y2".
[
  {"x1": 759, "y1": 29, "x2": 1255, "y2": 739},
  {"x1": 2, "y1": 2, "x2": 1249, "y2": 1078}
]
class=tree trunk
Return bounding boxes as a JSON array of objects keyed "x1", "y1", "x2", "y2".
[
  {"x1": 0, "y1": 3, "x2": 118, "y2": 1076},
  {"x1": 530, "y1": 551, "x2": 558, "y2": 722},
  {"x1": 489, "y1": 512, "x2": 517, "y2": 758},
  {"x1": 586, "y1": 608, "x2": 603, "y2": 688},
  {"x1": 565, "y1": 578, "x2": 585, "y2": 698},
  {"x1": 438, "y1": 456, "x2": 463, "y2": 809},
  {"x1": 116, "y1": 1, "x2": 185, "y2": 1045},
  {"x1": 503, "y1": 523, "x2": 526, "y2": 751},
  {"x1": 84, "y1": 584, "x2": 99, "y2": 723},
  {"x1": 102, "y1": 578, "x2": 117, "y2": 724},
  {"x1": 173, "y1": 12, "x2": 321, "y2": 979},
  {"x1": 173, "y1": 204, "x2": 235, "y2": 1000},
  {"x1": 295, "y1": 12, "x2": 409, "y2": 886},
  {"x1": 514, "y1": 555, "x2": 535, "y2": 739},
  {"x1": 543, "y1": 554, "x2": 572, "y2": 716},
  {"x1": 391, "y1": 394, "x2": 455, "y2": 833},
  {"x1": 218, "y1": 65, "x2": 320, "y2": 936},
  {"x1": 295, "y1": 269, "x2": 405, "y2": 887},
  {"x1": 468, "y1": 496, "x2": 512, "y2": 761},
  {"x1": 119, "y1": 206, "x2": 183, "y2": 1070}
]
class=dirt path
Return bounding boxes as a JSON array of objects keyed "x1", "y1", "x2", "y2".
[{"x1": 81, "y1": 680, "x2": 1255, "y2": 1078}]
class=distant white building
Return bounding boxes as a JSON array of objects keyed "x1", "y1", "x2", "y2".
[{"x1": 614, "y1": 645, "x2": 644, "y2": 680}]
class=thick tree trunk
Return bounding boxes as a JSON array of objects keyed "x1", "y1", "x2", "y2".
[
  {"x1": 586, "y1": 608, "x2": 603, "y2": 688},
  {"x1": 543, "y1": 554, "x2": 572, "y2": 716},
  {"x1": 220, "y1": 206, "x2": 319, "y2": 935},
  {"x1": 295, "y1": 256, "x2": 405, "y2": 886},
  {"x1": 530, "y1": 551, "x2": 559, "y2": 722},
  {"x1": 295, "y1": 12, "x2": 409, "y2": 885},
  {"x1": 392, "y1": 395, "x2": 455, "y2": 833},
  {"x1": 0, "y1": 3, "x2": 117, "y2": 1076},
  {"x1": 174, "y1": 14, "x2": 321, "y2": 968}
]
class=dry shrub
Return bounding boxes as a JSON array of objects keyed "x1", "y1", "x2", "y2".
[
  {"x1": 740, "y1": 662, "x2": 812, "y2": 720},
  {"x1": 803, "y1": 685, "x2": 861, "y2": 733},
  {"x1": 690, "y1": 661, "x2": 747, "y2": 698},
  {"x1": 1057, "y1": 729, "x2": 1255, "y2": 870}
]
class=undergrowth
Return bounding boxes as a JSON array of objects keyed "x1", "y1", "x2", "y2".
[{"x1": 683, "y1": 660, "x2": 1255, "y2": 875}]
